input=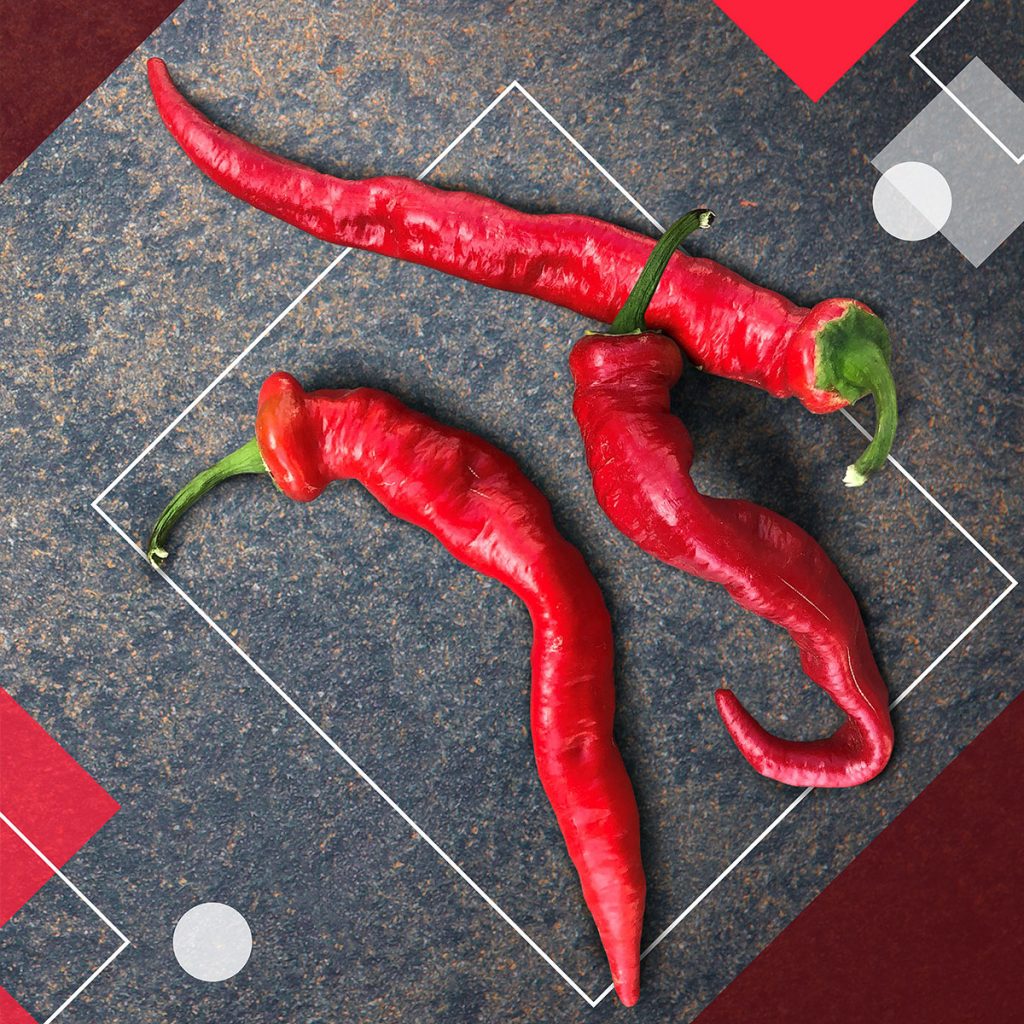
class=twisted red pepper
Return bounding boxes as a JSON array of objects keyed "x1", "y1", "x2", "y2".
[
  {"x1": 146, "y1": 374, "x2": 646, "y2": 1005},
  {"x1": 569, "y1": 211, "x2": 893, "y2": 787},
  {"x1": 146, "y1": 58, "x2": 897, "y2": 486}
]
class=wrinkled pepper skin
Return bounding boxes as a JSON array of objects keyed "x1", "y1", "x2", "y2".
[
  {"x1": 569, "y1": 334, "x2": 893, "y2": 787},
  {"x1": 147, "y1": 58, "x2": 882, "y2": 415},
  {"x1": 255, "y1": 372, "x2": 645, "y2": 1004}
]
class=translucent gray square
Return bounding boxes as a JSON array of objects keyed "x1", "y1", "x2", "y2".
[{"x1": 873, "y1": 58, "x2": 1024, "y2": 266}]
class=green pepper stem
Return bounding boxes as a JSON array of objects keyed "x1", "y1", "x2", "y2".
[
  {"x1": 814, "y1": 303, "x2": 897, "y2": 487},
  {"x1": 146, "y1": 437, "x2": 267, "y2": 567},
  {"x1": 610, "y1": 209, "x2": 715, "y2": 335},
  {"x1": 842, "y1": 347, "x2": 898, "y2": 487}
]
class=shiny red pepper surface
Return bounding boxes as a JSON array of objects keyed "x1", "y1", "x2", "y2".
[
  {"x1": 254, "y1": 372, "x2": 645, "y2": 1003},
  {"x1": 569, "y1": 334, "x2": 893, "y2": 787},
  {"x1": 146, "y1": 58, "x2": 896, "y2": 440}
]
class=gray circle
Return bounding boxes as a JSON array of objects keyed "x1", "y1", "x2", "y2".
[
  {"x1": 872, "y1": 161, "x2": 952, "y2": 241},
  {"x1": 172, "y1": 902, "x2": 252, "y2": 982}
]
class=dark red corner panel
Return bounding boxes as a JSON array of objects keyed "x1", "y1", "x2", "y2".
[
  {"x1": 0, "y1": 0, "x2": 184, "y2": 182},
  {"x1": 697, "y1": 689, "x2": 1024, "y2": 1024}
]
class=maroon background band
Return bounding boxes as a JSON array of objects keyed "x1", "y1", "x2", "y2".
[
  {"x1": 696, "y1": 692, "x2": 1024, "y2": 1023},
  {"x1": 0, "y1": 0, "x2": 182, "y2": 182},
  {"x1": 1, "y1": 3, "x2": 1020, "y2": 1021}
]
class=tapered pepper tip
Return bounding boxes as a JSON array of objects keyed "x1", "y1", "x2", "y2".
[
  {"x1": 144, "y1": 438, "x2": 267, "y2": 570},
  {"x1": 146, "y1": 57, "x2": 171, "y2": 93},
  {"x1": 616, "y1": 980, "x2": 640, "y2": 1007}
]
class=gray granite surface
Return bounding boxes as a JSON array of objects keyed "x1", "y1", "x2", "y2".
[{"x1": 0, "y1": 1, "x2": 1021, "y2": 1021}]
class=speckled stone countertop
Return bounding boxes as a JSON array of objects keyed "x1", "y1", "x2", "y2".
[{"x1": 0, "y1": 1, "x2": 1021, "y2": 1021}]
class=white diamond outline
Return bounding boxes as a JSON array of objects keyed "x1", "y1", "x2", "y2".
[
  {"x1": 911, "y1": 0, "x2": 1024, "y2": 163},
  {"x1": 89, "y1": 78, "x2": 1018, "y2": 1008},
  {"x1": 0, "y1": 811, "x2": 131, "y2": 1023}
]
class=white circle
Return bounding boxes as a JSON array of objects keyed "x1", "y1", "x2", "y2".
[
  {"x1": 173, "y1": 902, "x2": 252, "y2": 982},
  {"x1": 872, "y1": 161, "x2": 952, "y2": 241}
]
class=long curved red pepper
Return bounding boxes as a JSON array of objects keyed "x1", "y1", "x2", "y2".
[
  {"x1": 146, "y1": 58, "x2": 897, "y2": 486},
  {"x1": 570, "y1": 213, "x2": 893, "y2": 787},
  {"x1": 146, "y1": 374, "x2": 646, "y2": 1005}
]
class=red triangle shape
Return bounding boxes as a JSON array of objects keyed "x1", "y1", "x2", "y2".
[{"x1": 714, "y1": 0, "x2": 920, "y2": 100}]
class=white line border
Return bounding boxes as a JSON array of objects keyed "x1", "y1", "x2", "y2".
[
  {"x1": 911, "y1": 0, "x2": 1024, "y2": 164},
  {"x1": 89, "y1": 500, "x2": 597, "y2": 1006},
  {"x1": 0, "y1": 811, "x2": 130, "y2": 1024},
  {"x1": 90, "y1": 79, "x2": 1018, "y2": 1008}
]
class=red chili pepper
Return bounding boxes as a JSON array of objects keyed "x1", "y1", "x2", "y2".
[
  {"x1": 146, "y1": 374, "x2": 646, "y2": 1005},
  {"x1": 569, "y1": 212, "x2": 893, "y2": 787},
  {"x1": 146, "y1": 58, "x2": 897, "y2": 486}
]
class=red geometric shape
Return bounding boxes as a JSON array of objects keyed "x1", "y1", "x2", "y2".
[
  {"x1": 713, "y1": 0, "x2": 920, "y2": 101},
  {"x1": 0, "y1": 985, "x2": 37, "y2": 1024},
  {"x1": 0, "y1": 0, "x2": 186, "y2": 183},
  {"x1": 0, "y1": 687, "x2": 119, "y2": 926}
]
